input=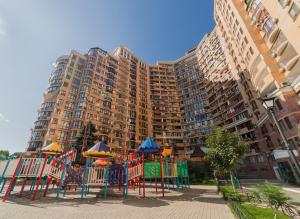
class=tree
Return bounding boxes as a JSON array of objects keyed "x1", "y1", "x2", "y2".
[
  {"x1": 206, "y1": 126, "x2": 249, "y2": 189},
  {"x1": 0, "y1": 150, "x2": 9, "y2": 160},
  {"x1": 73, "y1": 121, "x2": 97, "y2": 164}
]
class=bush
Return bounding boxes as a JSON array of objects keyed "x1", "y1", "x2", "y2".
[{"x1": 220, "y1": 186, "x2": 247, "y2": 203}]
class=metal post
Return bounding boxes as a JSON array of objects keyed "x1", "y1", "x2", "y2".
[
  {"x1": 57, "y1": 156, "x2": 67, "y2": 199},
  {"x1": 0, "y1": 157, "x2": 12, "y2": 186},
  {"x1": 32, "y1": 155, "x2": 48, "y2": 201},
  {"x1": 142, "y1": 152, "x2": 145, "y2": 198},
  {"x1": 160, "y1": 154, "x2": 165, "y2": 197},
  {"x1": 125, "y1": 161, "x2": 128, "y2": 198},
  {"x1": 81, "y1": 156, "x2": 90, "y2": 198},
  {"x1": 3, "y1": 154, "x2": 23, "y2": 202}
]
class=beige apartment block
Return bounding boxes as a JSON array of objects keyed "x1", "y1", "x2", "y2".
[
  {"x1": 27, "y1": 2, "x2": 300, "y2": 180},
  {"x1": 215, "y1": 0, "x2": 300, "y2": 181}
]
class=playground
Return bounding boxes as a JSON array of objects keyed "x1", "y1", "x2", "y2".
[
  {"x1": 0, "y1": 138, "x2": 234, "y2": 218},
  {"x1": 0, "y1": 138, "x2": 189, "y2": 203}
]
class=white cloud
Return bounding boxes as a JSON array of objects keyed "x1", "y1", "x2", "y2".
[{"x1": 0, "y1": 113, "x2": 10, "y2": 123}]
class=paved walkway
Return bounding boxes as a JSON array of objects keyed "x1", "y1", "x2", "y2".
[{"x1": 0, "y1": 185, "x2": 234, "y2": 219}]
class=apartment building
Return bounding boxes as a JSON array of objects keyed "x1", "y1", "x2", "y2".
[
  {"x1": 28, "y1": 47, "x2": 152, "y2": 155},
  {"x1": 149, "y1": 62, "x2": 186, "y2": 158},
  {"x1": 28, "y1": 1, "x2": 300, "y2": 179},
  {"x1": 215, "y1": 0, "x2": 300, "y2": 181}
]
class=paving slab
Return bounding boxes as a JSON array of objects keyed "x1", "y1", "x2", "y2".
[{"x1": 0, "y1": 185, "x2": 234, "y2": 219}]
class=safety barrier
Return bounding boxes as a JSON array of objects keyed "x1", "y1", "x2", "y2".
[
  {"x1": 2, "y1": 159, "x2": 21, "y2": 178},
  {"x1": 144, "y1": 162, "x2": 161, "y2": 179},
  {"x1": 163, "y1": 163, "x2": 178, "y2": 178},
  {"x1": 46, "y1": 164, "x2": 62, "y2": 180},
  {"x1": 18, "y1": 158, "x2": 44, "y2": 178},
  {"x1": 87, "y1": 167, "x2": 106, "y2": 185},
  {"x1": 177, "y1": 161, "x2": 188, "y2": 177},
  {"x1": 0, "y1": 160, "x2": 9, "y2": 176},
  {"x1": 128, "y1": 164, "x2": 142, "y2": 180}
]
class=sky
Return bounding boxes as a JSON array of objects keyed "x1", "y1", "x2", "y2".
[{"x1": 0, "y1": 0, "x2": 215, "y2": 153}]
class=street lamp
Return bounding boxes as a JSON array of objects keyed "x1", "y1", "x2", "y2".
[
  {"x1": 260, "y1": 97, "x2": 276, "y2": 112},
  {"x1": 258, "y1": 95, "x2": 300, "y2": 181}
]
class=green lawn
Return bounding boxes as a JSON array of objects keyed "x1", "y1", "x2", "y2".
[{"x1": 239, "y1": 204, "x2": 291, "y2": 219}]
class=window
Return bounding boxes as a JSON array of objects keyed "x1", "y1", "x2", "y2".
[
  {"x1": 57, "y1": 99, "x2": 64, "y2": 105},
  {"x1": 278, "y1": 0, "x2": 289, "y2": 7},
  {"x1": 49, "y1": 129, "x2": 55, "y2": 135},
  {"x1": 246, "y1": 51, "x2": 251, "y2": 61},
  {"x1": 284, "y1": 117, "x2": 293, "y2": 129},
  {"x1": 275, "y1": 99, "x2": 283, "y2": 110},
  {"x1": 289, "y1": 3, "x2": 300, "y2": 20},
  {"x1": 249, "y1": 47, "x2": 254, "y2": 55},
  {"x1": 288, "y1": 139, "x2": 296, "y2": 149},
  {"x1": 263, "y1": 18, "x2": 275, "y2": 34},
  {"x1": 279, "y1": 120, "x2": 287, "y2": 131},
  {"x1": 72, "y1": 78, "x2": 80, "y2": 85},
  {"x1": 239, "y1": 28, "x2": 244, "y2": 35},
  {"x1": 63, "y1": 82, "x2": 69, "y2": 87}
]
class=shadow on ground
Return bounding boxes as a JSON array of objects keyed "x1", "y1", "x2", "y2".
[{"x1": 1, "y1": 185, "x2": 226, "y2": 208}]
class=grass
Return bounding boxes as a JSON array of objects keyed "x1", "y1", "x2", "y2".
[{"x1": 238, "y1": 204, "x2": 291, "y2": 219}]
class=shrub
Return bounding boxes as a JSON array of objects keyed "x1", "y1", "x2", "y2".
[
  {"x1": 255, "y1": 182, "x2": 291, "y2": 211},
  {"x1": 220, "y1": 186, "x2": 247, "y2": 203}
]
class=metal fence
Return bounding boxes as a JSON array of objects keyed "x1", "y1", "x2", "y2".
[{"x1": 229, "y1": 202, "x2": 253, "y2": 219}]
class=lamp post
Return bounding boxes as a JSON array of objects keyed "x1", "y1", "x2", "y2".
[{"x1": 258, "y1": 96, "x2": 300, "y2": 180}]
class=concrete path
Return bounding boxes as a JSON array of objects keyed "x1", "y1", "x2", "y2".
[{"x1": 0, "y1": 185, "x2": 234, "y2": 219}]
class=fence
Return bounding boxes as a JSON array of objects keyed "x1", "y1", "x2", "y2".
[
  {"x1": 128, "y1": 164, "x2": 142, "y2": 180},
  {"x1": 229, "y1": 202, "x2": 253, "y2": 219},
  {"x1": 162, "y1": 163, "x2": 178, "y2": 178},
  {"x1": 87, "y1": 167, "x2": 106, "y2": 185}
]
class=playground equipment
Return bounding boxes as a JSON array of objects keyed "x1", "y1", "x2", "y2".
[
  {"x1": 0, "y1": 138, "x2": 189, "y2": 202},
  {"x1": 137, "y1": 137, "x2": 166, "y2": 197},
  {"x1": 0, "y1": 143, "x2": 76, "y2": 202},
  {"x1": 81, "y1": 142, "x2": 118, "y2": 199}
]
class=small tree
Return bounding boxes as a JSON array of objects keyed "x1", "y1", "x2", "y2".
[
  {"x1": 255, "y1": 182, "x2": 291, "y2": 211},
  {"x1": 0, "y1": 150, "x2": 9, "y2": 160},
  {"x1": 73, "y1": 121, "x2": 97, "y2": 164},
  {"x1": 206, "y1": 126, "x2": 249, "y2": 189}
]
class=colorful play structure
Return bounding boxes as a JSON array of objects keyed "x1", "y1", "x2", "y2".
[{"x1": 0, "y1": 137, "x2": 189, "y2": 202}]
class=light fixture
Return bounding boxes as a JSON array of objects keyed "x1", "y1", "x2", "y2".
[{"x1": 258, "y1": 96, "x2": 275, "y2": 112}]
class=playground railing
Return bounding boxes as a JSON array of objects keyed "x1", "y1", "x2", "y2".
[
  {"x1": 2, "y1": 158, "x2": 21, "y2": 178},
  {"x1": 144, "y1": 162, "x2": 161, "y2": 179},
  {"x1": 177, "y1": 161, "x2": 189, "y2": 177},
  {"x1": 162, "y1": 163, "x2": 178, "y2": 178},
  {"x1": 18, "y1": 158, "x2": 45, "y2": 178},
  {"x1": 0, "y1": 160, "x2": 9, "y2": 176},
  {"x1": 87, "y1": 167, "x2": 106, "y2": 185},
  {"x1": 128, "y1": 164, "x2": 142, "y2": 180},
  {"x1": 46, "y1": 163, "x2": 63, "y2": 180}
]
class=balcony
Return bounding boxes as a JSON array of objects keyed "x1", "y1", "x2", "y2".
[
  {"x1": 271, "y1": 149, "x2": 299, "y2": 160},
  {"x1": 225, "y1": 117, "x2": 248, "y2": 129},
  {"x1": 256, "y1": 111, "x2": 269, "y2": 126}
]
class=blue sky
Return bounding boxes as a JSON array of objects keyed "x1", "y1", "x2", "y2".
[{"x1": 0, "y1": 0, "x2": 215, "y2": 153}]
